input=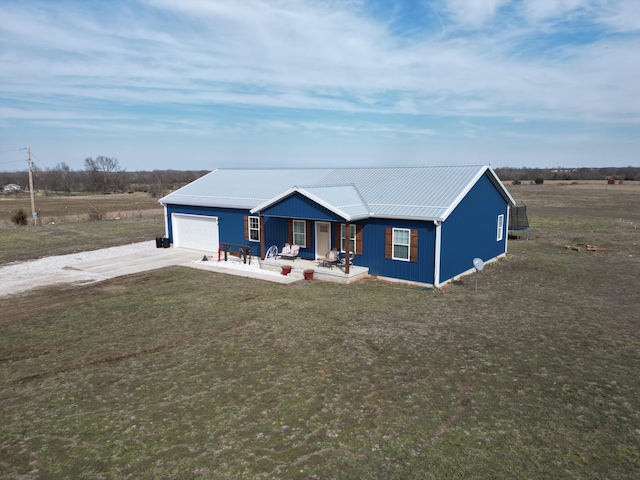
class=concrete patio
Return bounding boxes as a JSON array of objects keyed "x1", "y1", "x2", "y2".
[
  {"x1": 70, "y1": 246, "x2": 369, "y2": 285},
  {"x1": 259, "y1": 256, "x2": 369, "y2": 284}
]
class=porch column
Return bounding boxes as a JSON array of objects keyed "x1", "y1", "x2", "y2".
[{"x1": 345, "y1": 221, "x2": 350, "y2": 275}]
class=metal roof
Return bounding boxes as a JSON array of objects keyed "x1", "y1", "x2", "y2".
[
  {"x1": 301, "y1": 185, "x2": 370, "y2": 219},
  {"x1": 159, "y1": 165, "x2": 515, "y2": 221}
]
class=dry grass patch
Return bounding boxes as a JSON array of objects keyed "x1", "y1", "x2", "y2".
[{"x1": 0, "y1": 192, "x2": 161, "y2": 224}]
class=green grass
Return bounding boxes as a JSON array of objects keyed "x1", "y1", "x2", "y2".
[{"x1": 1, "y1": 183, "x2": 639, "y2": 478}]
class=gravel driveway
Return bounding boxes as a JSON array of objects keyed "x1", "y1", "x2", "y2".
[
  {"x1": 0, "y1": 241, "x2": 288, "y2": 297},
  {"x1": 0, "y1": 241, "x2": 156, "y2": 297}
]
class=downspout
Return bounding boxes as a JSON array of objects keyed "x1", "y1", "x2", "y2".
[
  {"x1": 504, "y1": 206, "x2": 510, "y2": 254},
  {"x1": 162, "y1": 204, "x2": 169, "y2": 240},
  {"x1": 433, "y1": 220, "x2": 442, "y2": 288}
]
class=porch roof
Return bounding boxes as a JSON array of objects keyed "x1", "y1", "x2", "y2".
[{"x1": 250, "y1": 184, "x2": 371, "y2": 221}]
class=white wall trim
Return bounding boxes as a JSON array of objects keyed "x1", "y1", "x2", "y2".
[{"x1": 434, "y1": 220, "x2": 442, "y2": 288}]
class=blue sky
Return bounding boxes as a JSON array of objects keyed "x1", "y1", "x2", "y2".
[{"x1": 1, "y1": 0, "x2": 639, "y2": 171}]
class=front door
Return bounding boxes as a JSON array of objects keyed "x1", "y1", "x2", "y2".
[{"x1": 316, "y1": 222, "x2": 331, "y2": 258}]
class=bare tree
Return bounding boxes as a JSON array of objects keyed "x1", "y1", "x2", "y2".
[
  {"x1": 84, "y1": 156, "x2": 122, "y2": 193},
  {"x1": 54, "y1": 162, "x2": 73, "y2": 195}
]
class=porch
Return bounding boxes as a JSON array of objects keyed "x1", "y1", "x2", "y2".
[{"x1": 260, "y1": 256, "x2": 369, "y2": 284}]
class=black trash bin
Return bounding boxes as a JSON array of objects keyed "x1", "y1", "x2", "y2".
[
  {"x1": 156, "y1": 237, "x2": 163, "y2": 248},
  {"x1": 162, "y1": 237, "x2": 170, "y2": 248}
]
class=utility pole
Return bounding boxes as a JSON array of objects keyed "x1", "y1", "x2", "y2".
[{"x1": 27, "y1": 146, "x2": 37, "y2": 225}]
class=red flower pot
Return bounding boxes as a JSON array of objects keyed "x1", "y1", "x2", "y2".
[
  {"x1": 281, "y1": 265, "x2": 292, "y2": 276},
  {"x1": 303, "y1": 269, "x2": 314, "y2": 280}
]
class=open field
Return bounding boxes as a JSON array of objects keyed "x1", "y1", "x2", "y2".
[
  {"x1": 0, "y1": 192, "x2": 162, "y2": 226},
  {"x1": 1, "y1": 182, "x2": 639, "y2": 478}
]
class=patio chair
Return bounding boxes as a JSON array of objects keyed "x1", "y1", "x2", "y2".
[
  {"x1": 265, "y1": 245, "x2": 278, "y2": 259},
  {"x1": 340, "y1": 251, "x2": 354, "y2": 266},
  {"x1": 318, "y1": 248, "x2": 340, "y2": 268}
]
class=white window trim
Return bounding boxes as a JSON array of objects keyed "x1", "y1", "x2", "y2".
[
  {"x1": 497, "y1": 214, "x2": 504, "y2": 241},
  {"x1": 293, "y1": 219, "x2": 306, "y2": 247},
  {"x1": 340, "y1": 224, "x2": 356, "y2": 253},
  {"x1": 248, "y1": 216, "x2": 260, "y2": 242},
  {"x1": 392, "y1": 227, "x2": 411, "y2": 261}
]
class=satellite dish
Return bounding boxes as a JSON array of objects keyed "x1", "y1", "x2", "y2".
[
  {"x1": 473, "y1": 257, "x2": 484, "y2": 271},
  {"x1": 473, "y1": 258, "x2": 484, "y2": 292}
]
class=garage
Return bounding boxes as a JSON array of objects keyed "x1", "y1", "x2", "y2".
[{"x1": 171, "y1": 213, "x2": 219, "y2": 252}]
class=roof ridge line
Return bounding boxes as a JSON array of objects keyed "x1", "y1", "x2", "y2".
[{"x1": 213, "y1": 164, "x2": 489, "y2": 171}]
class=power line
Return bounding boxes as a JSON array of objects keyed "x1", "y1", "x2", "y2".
[
  {"x1": 0, "y1": 159, "x2": 26, "y2": 166},
  {"x1": 0, "y1": 148, "x2": 28, "y2": 168},
  {"x1": 30, "y1": 150, "x2": 49, "y2": 170}
]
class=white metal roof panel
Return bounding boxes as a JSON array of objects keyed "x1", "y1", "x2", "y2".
[
  {"x1": 159, "y1": 165, "x2": 514, "y2": 221},
  {"x1": 160, "y1": 168, "x2": 331, "y2": 209}
]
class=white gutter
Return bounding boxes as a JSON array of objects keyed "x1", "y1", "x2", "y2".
[{"x1": 434, "y1": 220, "x2": 442, "y2": 288}]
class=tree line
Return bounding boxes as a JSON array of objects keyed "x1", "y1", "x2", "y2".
[
  {"x1": 1, "y1": 156, "x2": 208, "y2": 196},
  {"x1": 494, "y1": 166, "x2": 639, "y2": 182},
  {"x1": 1, "y1": 159, "x2": 638, "y2": 197}
]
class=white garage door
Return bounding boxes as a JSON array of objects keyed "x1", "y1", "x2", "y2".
[{"x1": 171, "y1": 213, "x2": 219, "y2": 252}]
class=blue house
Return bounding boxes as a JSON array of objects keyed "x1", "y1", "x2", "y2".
[{"x1": 159, "y1": 165, "x2": 515, "y2": 287}]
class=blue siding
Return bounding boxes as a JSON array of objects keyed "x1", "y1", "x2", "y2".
[
  {"x1": 360, "y1": 218, "x2": 436, "y2": 285},
  {"x1": 263, "y1": 216, "x2": 316, "y2": 260},
  {"x1": 263, "y1": 216, "x2": 289, "y2": 255},
  {"x1": 166, "y1": 204, "x2": 261, "y2": 257},
  {"x1": 260, "y1": 192, "x2": 344, "y2": 222},
  {"x1": 439, "y1": 173, "x2": 509, "y2": 283}
]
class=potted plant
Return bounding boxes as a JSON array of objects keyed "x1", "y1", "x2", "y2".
[{"x1": 281, "y1": 265, "x2": 292, "y2": 276}]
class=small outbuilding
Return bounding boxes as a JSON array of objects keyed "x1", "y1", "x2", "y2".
[
  {"x1": 159, "y1": 165, "x2": 515, "y2": 287},
  {"x1": 3, "y1": 184, "x2": 21, "y2": 192}
]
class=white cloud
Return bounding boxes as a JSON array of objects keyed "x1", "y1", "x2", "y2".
[
  {"x1": 599, "y1": 0, "x2": 640, "y2": 31},
  {"x1": 0, "y1": 0, "x2": 638, "y2": 165},
  {"x1": 0, "y1": 0, "x2": 640, "y2": 125},
  {"x1": 521, "y1": 0, "x2": 593, "y2": 22},
  {"x1": 442, "y1": 0, "x2": 510, "y2": 26}
]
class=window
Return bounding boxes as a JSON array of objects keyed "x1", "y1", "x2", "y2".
[
  {"x1": 385, "y1": 227, "x2": 418, "y2": 262},
  {"x1": 496, "y1": 214, "x2": 504, "y2": 241},
  {"x1": 248, "y1": 216, "x2": 260, "y2": 242},
  {"x1": 293, "y1": 219, "x2": 306, "y2": 247},
  {"x1": 392, "y1": 228, "x2": 410, "y2": 261},
  {"x1": 341, "y1": 224, "x2": 356, "y2": 253}
]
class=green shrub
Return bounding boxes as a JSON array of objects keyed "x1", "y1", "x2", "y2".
[{"x1": 534, "y1": 177, "x2": 544, "y2": 185}]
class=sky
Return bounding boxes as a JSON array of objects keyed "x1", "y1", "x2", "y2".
[{"x1": 1, "y1": 0, "x2": 639, "y2": 172}]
